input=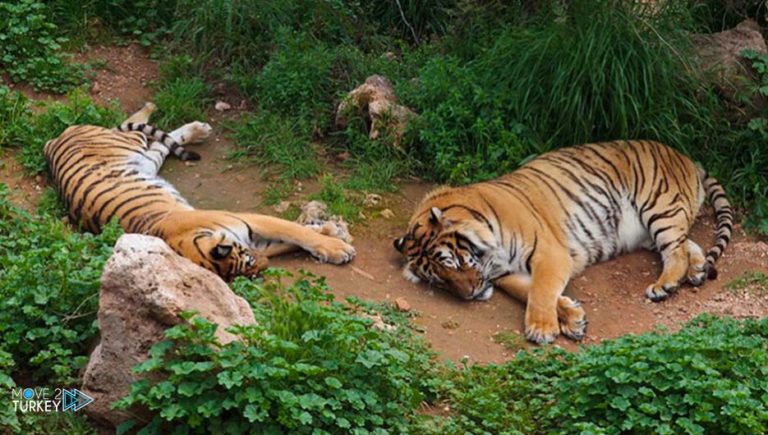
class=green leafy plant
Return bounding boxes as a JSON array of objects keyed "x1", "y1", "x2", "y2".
[
  {"x1": 0, "y1": 86, "x2": 32, "y2": 148},
  {"x1": 0, "y1": 183, "x2": 122, "y2": 385},
  {"x1": 726, "y1": 270, "x2": 768, "y2": 295},
  {"x1": 116, "y1": 270, "x2": 436, "y2": 433},
  {"x1": 0, "y1": 0, "x2": 85, "y2": 92}
]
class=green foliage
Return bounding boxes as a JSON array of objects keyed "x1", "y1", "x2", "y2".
[
  {"x1": 0, "y1": 86, "x2": 32, "y2": 148},
  {"x1": 117, "y1": 270, "x2": 436, "y2": 433},
  {"x1": 153, "y1": 77, "x2": 210, "y2": 129},
  {"x1": 0, "y1": 184, "x2": 122, "y2": 385},
  {"x1": 238, "y1": 30, "x2": 338, "y2": 133},
  {"x1": 36, "y1": 187, "x2": 67, "y2": 217},
  {"x1": 229, "y1": 112, "x2": 320, "y2": 180},
  {"x1": 408, "y1": 0, "x2": 715, "y2": 184},
  {"x1": 422, "y1": 316, "x2": 768, "y2": 434},
  {"x1": 361, "y1": 0, "x2": 456, "y2": 44},
  {"x1": 0, "y1": 0, "x2": 85, "y2": 92}
]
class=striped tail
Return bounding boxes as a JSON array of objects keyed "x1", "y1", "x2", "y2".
[
  {"x1": 117, "y1": 122, "x2": 200, "y2": 161},
  {"x1": 701, "y1": 173, "x2": 732, "y2": 280}
]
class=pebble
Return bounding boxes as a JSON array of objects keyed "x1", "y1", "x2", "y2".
[
  {"x1": 214, "y1": 101, "x2": 232, "y2": 111},
  {"x1": 380, "y1": 209, "x2": 395, "y2": 219},
  {"x1": 394, "y1": 297, "x2": 411, "y2": 312}
]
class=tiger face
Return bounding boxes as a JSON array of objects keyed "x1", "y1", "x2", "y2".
[
  {"x1": 167, "y1": 231, "x2": 268, "y2": 281},
  {"x1": 394, "y1": 207, "x2": 494, "y2": 300}
]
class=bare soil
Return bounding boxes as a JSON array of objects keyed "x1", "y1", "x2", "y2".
[{"x1": 7, "y1": 45, "x2": 768, "y2": 364}]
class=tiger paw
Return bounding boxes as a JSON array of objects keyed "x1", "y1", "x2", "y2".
[
  {"x1": 311, "y1": 238, "x2": 356, "y2": 264},
  {"x1": 524, "y1": 318, "x2": 559, "y2": 345},
  {"x1": 645, "y1": 282, "x2": 678, "y2": 302},
  {"x1": 557, "y1": 296, "x2": 587, "y2": 341},
  {"x1": 687, "y1": 263, "x2": 707, "y2": 287}
]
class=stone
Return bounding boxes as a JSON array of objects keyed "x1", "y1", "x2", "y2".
[
  {"x1": 274, "y1": 200, "x2": 291, "y2": 214},
  {"x1": 693, "y1": 19, "x2": 768, "y2": 111},
  {"x1": 395, "y1": 297, "x2": 411, "y2": 312},
  {"x1": 81, "y1": 234, "x2": 255, "y2": 428},
  {"x1": 335, "y1": 75, "x2": 416, "y2": 148},
  {"x1": 214, "y1": 101, "x2": 232, "y2": 111},
  {"x1": 296, "y1": 201, "x2": 353, "y2": 243},
  {"x1": 363, "y1": 193, "x2": 382, "y2": 207},
  {"x1": 380, "y1": 209, "x2": 395, "y2": 219}
]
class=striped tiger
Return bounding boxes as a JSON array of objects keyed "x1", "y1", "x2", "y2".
[
  {"x1": 44, "y1": 102, "x2": 356, "y2": 280},
  {"x1": 394, "y1": 140, "x2": 732, "y2": 344}
]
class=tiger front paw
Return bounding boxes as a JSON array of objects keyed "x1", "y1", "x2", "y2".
[
  {"x1": 524, "y1": 316, "x2": 559, "y2": 345},
  {"x1": 311, "y1": 238, "x2": 356, "y2": 264}
]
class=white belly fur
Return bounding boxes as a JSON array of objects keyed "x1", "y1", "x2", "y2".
[{"x1": 617, "y1": 197, "x2": 652, "y2": 253}]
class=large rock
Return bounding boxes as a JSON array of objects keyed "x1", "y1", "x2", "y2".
[
  {"x1": 81, "y1": 234, "x2": 255, "y2": 427},
  {"x1": 693, "y1": 19, "x2": 768, "y2": 109},
  {"x1": 335, "y1": 75, "x2": 416, "y2": 149}
]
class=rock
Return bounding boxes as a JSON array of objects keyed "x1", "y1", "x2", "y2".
[
  {"x1": 91, "y1": 81, "x2": 101, "y2": 93},
  {"x1": 380, "y1": 209, "x2": 395, "y2": 219},
  {"x1": 395, "y1": 297, "x2": 411, "y2": 312},
  {"x1": 693, "y1": 19, "x2": 768, "y2": 111},
  {"x1": 81, "y1": 234, "x2": 255, "y2": 428},
  {"x1": 274, "y1": 200, "x2": 291, "y2": 213},
  {"x1": 214, "y1": 101, "x2": 232, "y2": 111},
  {"x1": 363, "y1": 193, "x2": 382, "y2": 207},
  {"x1": 296, "y1": 201, "x2": 353, "y2": 243},
  {"x1": 335, "y1": 75, "x2": 417, "y2": 148}
]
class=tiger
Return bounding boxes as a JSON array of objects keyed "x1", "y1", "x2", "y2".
[
  {"x1": 394, "y1": 140, "x2": 732, "y2": 344},
  {"x1": 44, "y1": 102, "x2": 356, "y2": 281}
]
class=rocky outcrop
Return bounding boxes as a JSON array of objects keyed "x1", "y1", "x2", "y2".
[
  {"x1": 693, "y1": 19, "x2": 768, "y2": 109},
  {"x1": 335, "y1": 75, "x2": 416, "y2": 149},
  {"x1": 81, "y1": 234, "x2": 255, "y2": 427}
]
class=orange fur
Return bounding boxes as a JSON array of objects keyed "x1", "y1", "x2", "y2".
[{"x1": 395, "y1": 140, "x2": 732, "y2": 344}]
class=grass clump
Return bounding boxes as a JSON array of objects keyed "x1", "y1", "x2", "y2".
[
  {"x1": 153, "y1": 77, "x2": 210, "y2": 129},
  {"x1": 0, "y1": 184, "x2": 122, "y2": 385},
  {"x1": 116, "y1": 270, "x2": 436, "y2": 434},
  {"x1": 726, "y1": 270, "x2": 768, "y2": 295},
  {"x1": 230, "y1": 112, "x2": 320, "y2": 180},
  {"x1": 309, "y1": 175, "x2": 361, "y2": 223}
]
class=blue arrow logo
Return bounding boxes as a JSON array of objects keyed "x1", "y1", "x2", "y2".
[{"x1": 62, "y1": 389, "x2": 94, "y2": 412}]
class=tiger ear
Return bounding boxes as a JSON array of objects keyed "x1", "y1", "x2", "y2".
[
  {"x1": 211, "y1": 244, "x2": 233, "y2": 260},
  {"x1": 429, "y1": 207, "x2": 443, "y2": 225}
]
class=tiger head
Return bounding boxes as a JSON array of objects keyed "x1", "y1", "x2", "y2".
[
  {"x1": 167, "y1": 230, "x2": 268, "y2": 281},
  {"x1": 394, "y1": 206, "x2": 494, "y2": 300}
]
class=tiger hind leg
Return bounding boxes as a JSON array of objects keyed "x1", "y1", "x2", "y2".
[
  {"x1": 145, "y1": 122, "x2": 212, "y2": 172},
  {"x1": 124, "y1": 102, "x2": 157, "y2": 124},
  {"x1": 646, "y1": 228, "x2": 691, "y2": 301},
  {"x1": 686, "y1": 239, "x2": 707, "y2": 286}
]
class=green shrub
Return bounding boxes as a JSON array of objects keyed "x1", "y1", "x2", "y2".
[
  {"x1": 229, "y1": 112, "x2": 320, "y2": 180},
  {"x1": 0, "y1": 184, "x2": 122, "y2": 385},
  {"x1": 116, "y1": 270, "x2": 436, "y2": 434},
  {"x1": 153, "y1": 77, "x2": 210, "y2": 129},
  {"x1": 422, "y1": 316, "x2": 768, "y2": 434},
  {"x1": 409, "y1": 0, "x2": 717, "y2": 184},
  {"x1": 0, "y1": 0, "x2": 85, "y2": 92}
]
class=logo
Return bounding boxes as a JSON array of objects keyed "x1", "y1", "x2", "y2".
[{"x1": 11, "y1": 387, "x2": 94, "y2": 413}]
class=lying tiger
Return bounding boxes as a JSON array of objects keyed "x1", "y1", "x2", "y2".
[
  {"x1": 45, "y1": 103, "x2": 356, "y2": 280},
  {"x1": 395, "y1": 140, "x2": 732, "y2": 344}
]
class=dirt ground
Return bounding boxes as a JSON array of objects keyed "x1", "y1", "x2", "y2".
[{"x1": 4, "y1": 45, "x2": 767, "y2": 364}]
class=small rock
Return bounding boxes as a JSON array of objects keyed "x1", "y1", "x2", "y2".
[
  {"x1": 215, "y1": 101, "x2": 232, "y2": 111},
  {"x1": 380, "y1": 209, "x2": 395, "y2": 219},
  {"x1": 394, "y1": 297, "x2": 411, "y2": 312},
  {"x1": 91, "y1": 82, "x2": 101, "y2": 93},
  {"x1": 441, "y1": 320, "x2": 460, "y2": 330},
  {"x1": 35, "y1": 174, "x2": 44, "y2": 185},
  {"x1": 238, "y1": 99, "x2": 247, "y2": 110},
  {"x1": 235, "y1": 175, "x2": 246, "y2": 183},
  {"x1": 358, "y1": 211, "x2": 367, "y2": 220},
  {"x1": 274, "y1": 201, "x2": 291, "y2": 214},
  {"x1": 363, "y1": 193, "x2": 382, "y2": 207},
  {"x1": 184, "y1": 161, "x2": 197, "y2": 167}
]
